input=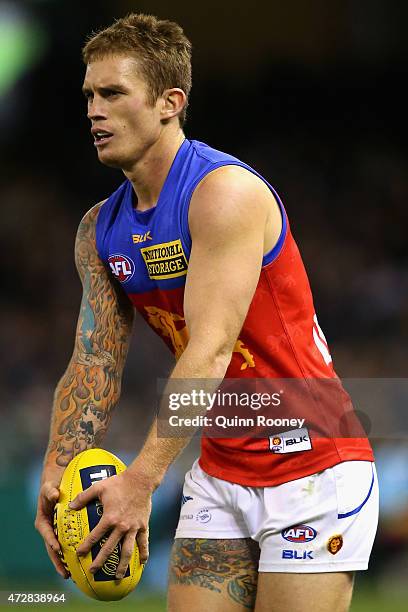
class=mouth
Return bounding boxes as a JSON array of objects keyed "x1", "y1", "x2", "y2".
[{"x1": 92, "y1": 130, "x2": 113, "y2": 147}]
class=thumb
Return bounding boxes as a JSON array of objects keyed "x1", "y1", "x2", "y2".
[
  {"x1": 69, "y1": 485, "x2": 99, "y2": 510},
  {"x1": 45, "y1": 486, "x2": 60, "y2": 503},
  {"x1": 41, "y1": 483, "x2": 60, "y2": 510}
]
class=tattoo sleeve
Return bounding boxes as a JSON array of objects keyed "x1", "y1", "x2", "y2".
[
  {"x1": 45, "y1": 203, "x2": 134, "y2": 468},
  {"x1": 169, "y1": 538, "x2": 260, "y2": 609}
]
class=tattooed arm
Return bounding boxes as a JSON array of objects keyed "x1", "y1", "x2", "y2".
[
  {"x1": 46, "y1": 202, "x2": 133, "y2": 468},
  {"x1": 35, "y1": 202, "x2": 134, "y2": 577}
]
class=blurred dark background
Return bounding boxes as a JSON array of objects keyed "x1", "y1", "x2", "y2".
[{"x1": 0, "y1": 0, "x2": 407, "y2": 609}]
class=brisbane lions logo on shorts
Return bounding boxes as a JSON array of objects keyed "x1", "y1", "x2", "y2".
[{"x1": 108, "y1": 254, "x2": 135, "y2": 284}]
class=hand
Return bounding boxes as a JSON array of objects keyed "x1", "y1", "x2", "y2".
[
  {"x1": 35, "y1": 479, "x2": 70, "y2": 579},
  {"x1": 69, "y1": 469, "x2": 151, "y2": 579}
]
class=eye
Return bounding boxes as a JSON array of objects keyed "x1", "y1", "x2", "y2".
[{"x1": 101, "y1": 88, "x2": 120, "y2": 99}]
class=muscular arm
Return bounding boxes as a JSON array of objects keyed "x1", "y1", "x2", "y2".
[
  {"x1": 128, "y1": 165, "x2": 279, "y2": 486},
  {"x1": 44, "y1": 203, "x2": 134, "y2": 475}
]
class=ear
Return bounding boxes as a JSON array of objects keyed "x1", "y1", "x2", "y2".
[{"x1": 160, "y1": 88, "x2": 187, "y2": 121}]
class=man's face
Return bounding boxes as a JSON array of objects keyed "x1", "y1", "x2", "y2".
[{"x1": 82, "y1": 55, "x2": 161, "y2": 170}]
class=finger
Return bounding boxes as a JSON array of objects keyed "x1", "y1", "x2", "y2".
[
  {"x1": 42, "y1": 483, "x2": 60, "y2": 504},
  {"x1": 115, "y1": 531, "x2": 137, "y2": 579},
  {"x1": 89, "y1": 529, "x2": 122, "y2": 574},
  {"x1": 45, "y1": 542, "x2": 70, "y2": 579},
  {"x1": 76, "y1": 519, "x2": 110, "y2": 557},
  {"x1": 136, "y1": 528, "x2": 149, "y2": 564},
  {"x1": 69, "y1": 485, "x2": 99, "y2": 511},
  {"x1": 36, "y1": 517, "x2": 62, "y2": 554}
]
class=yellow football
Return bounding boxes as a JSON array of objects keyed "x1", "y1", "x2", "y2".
[{"x1": 53, "y1": 448, "x2": 144, "y2": 600}]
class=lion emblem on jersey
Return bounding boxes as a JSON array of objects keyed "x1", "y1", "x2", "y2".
[{"x1": 144, "y1": 306, "x2": 255, "y2": 370}]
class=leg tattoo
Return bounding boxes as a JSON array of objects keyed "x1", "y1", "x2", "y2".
[{"x1": 169, "y1": 538, "x2": 260, "y2": 609}]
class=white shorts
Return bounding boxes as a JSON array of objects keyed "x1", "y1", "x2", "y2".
[{"x1": 175, "y1": 459, "x2": 379, "y2": 573}]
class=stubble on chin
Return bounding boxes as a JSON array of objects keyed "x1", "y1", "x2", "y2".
[{"x1": 96, "y1": 150, "x2": 123, "y2": 169}]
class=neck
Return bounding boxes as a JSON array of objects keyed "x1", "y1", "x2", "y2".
[{"x1": 123, "y1": 127, "x2": 185, "y2": 211}]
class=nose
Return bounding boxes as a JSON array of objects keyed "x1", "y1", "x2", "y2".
[{"x1": 87, "y1": 96, "x2": 107, "y2": 121}]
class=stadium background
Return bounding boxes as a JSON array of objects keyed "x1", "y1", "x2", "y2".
[{"x1": 0, "y1": 0, "x2": 407, "y2": 609}]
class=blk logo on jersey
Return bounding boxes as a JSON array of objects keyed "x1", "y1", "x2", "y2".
[
  {"x1": 108, "y1": 254, "x2": 135, "y2": 284},
  {"x1": 282, "y1": 525, "x2": 317, "y2": 543},
  {"x1": 132, "y1": 231, "x2": 152, "y2": 244},
  {"x1": 269, "y1": 427, "x2": 312, "y2": 453}
]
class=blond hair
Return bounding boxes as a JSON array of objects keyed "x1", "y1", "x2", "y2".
[{"x1": 82, "y1": 13, "x2": 192, "y2": 126}]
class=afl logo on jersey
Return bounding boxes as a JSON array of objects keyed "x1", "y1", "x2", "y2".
[{"x1": 108, "y1": 254, "x2": 135, "y2": 284}]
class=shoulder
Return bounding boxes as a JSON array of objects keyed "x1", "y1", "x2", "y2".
[
  {"x1": 189, "y1": 165, "x2": 273, "y2": 235},
  {"x1": 75, "y1": 200, "x2": 107, "y2": 278},
  {"x1": 76, "y1": 178, "x2": 129, "y2": 240},
  {"x1": 76, "y1": 199, "x2": 108, "y2": 242}
]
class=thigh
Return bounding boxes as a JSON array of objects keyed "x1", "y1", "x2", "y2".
[
  {"x1": 255, "y1": 571, "x2": 354, "y2": 612},
  {"x1": 168, "y1": 538, "x2": 260, "y2": 612}
]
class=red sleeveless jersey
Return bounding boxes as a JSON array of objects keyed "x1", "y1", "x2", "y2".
[
  {"x1": 96, "y1": 139, "x2": 374, "y2": 486},
  {"x1": 197, "y1": 222, "x2": 374, "y2": 486}
]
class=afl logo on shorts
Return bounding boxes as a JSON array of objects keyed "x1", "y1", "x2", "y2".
[
  {"x1": 108, "y1": 254, "x2": 135, "y2": 284},
  {"x1": 282, "y1": 525, "x2": 317, "y2": 543}
]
